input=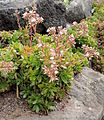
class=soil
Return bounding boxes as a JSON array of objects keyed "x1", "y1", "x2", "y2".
[
  {"x1": 0, "y1": 91, "x2": 69, "y2": 120},
  {"x1": 0, "y1": 91, "x2": 104, "y2": 120},
  {"x1": 0, "y1": 91, "x2": 34, "y2": 120}
]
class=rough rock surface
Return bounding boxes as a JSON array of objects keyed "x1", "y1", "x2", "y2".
[
  {"x1": 66, "y1": 0, "x2": 92, "y2": 23},
  {"x1": 1, "y1": 67, "x2": 103, "y2": 120},
  {"x1": 36, "y1": 0, "x2": 66, "y2": 32},
  {"x1": 0, "y1": 0, "x2": 66, "y2": 32},
  {"x1": 0, "y1": 0, "x2": 34, "y2": 31},
  {"x1": 70, "y1": 67, "x2": 104, "y2": 120}
]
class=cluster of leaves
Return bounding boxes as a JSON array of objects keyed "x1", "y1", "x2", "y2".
[
  {"x1": 85, "y1": 1, "x2": 104, "y2": 73},
  {"x1": 0, "y1": 9, "x2": 88, "y2": 114},
  {"x1": 0, "y1": 1, "x2": 104, "y2": 114},
  {"x1": 67, "y1": 1, "x2": 104, "y2": 73},
  {"x1": 92, "y1": 21, "x2": 104, "y2": 73},
  {"x1": 0, "y1": 38, "x2": 88, "y2": 114}
]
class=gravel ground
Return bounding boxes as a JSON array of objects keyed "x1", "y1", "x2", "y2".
[
  {"x1": 0, "y1": 91, "x2": 69, "y2": 120},
  {"x1": 0, "y1": 91, "x2": 34, "y2": 120},
  {"x1": 0, "y1": 91, "x2": 104, "y2": 120}
]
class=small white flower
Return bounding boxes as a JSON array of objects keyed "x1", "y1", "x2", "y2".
[
  {"x1": 73, "y1": 21, "x2": 77, "y2": 26},
  {"x1": 82, "y1": 45, "x2": 86, "y2": 47},
  {"x1": 47, "y1": 27, "x2": 56, "y2": 35},
  {"x1": 61, "y1": 65, "x2": 67, "y2": 69},
  {"x1": 59, "y1": 31, "x2": 63, "y2": 35},
  {"x1": 53, "y1": 62, "x2": 56, "y2": 65},
  {"x1": 86, "y1": 52, "x2": 89, "y2": 57},
  {"x1": 23, "y1": 12, "x2": 28, "y2": 18},
  {"x1": 70, "y1": 34, "x2": 74, "y2": 38},
  {"x1": 62, "y1": 59, "x2": 65, "y2": 61},
  {"x1": 50, "y1": 57, "x2": 54, "y2": 60},
  {"x1": 59, "y1": 28, "x2": 67, "y2": 35},
  {"x1": 60, "y1": 50, "x2": 63, "y2": 55},
  {"x1": 37, "y1": 43, "x2": 42, "y2": 48},
  {"x1": 51, "y1": 64, "x2": 54, "y2": 68},
  {"x1": 40, "y1": 17, "x2": 44, "y2": 22},
  {"x1": 31, "y1": 17, "x2": 36, "y2": 23},
  {"x1": 55, "y1": 70, "x2": 58, "y2": 74},
  {"x1": 96, "y1": 52, "x2": 99, "y2": 56},
  {"x1": 29, "y1": 10, "x2": 33, "y2": 14},
  {"x1": 50, "y1": 48, "x2": 54, "y2": 52}
]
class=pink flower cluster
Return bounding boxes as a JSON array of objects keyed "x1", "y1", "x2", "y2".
[
  {"x1": 47, "y1": 27, "x2": 56, "y2": 35},
  {"x1": 23, "y1": 9, "x2": 44, "y2": 46},
  {"x1": 37, "y1": 40, "x2": 59, "y2": 82},
  {"x1": 73, "y1": 21, "x2": 88, "y2": 37},
  {"x1": 83, "y1": 45, "x2": 99, "y2": 60},
  {"x1": 23, "y1": 10, "x2": 43, "y2": 27},
  {"x1": 0, "y1": 61, "x2": 14, "y2": 73},
  {"x1": 43, "y1": 63, "x2": 58, "y2": 82},
  {"x1": 37, "y1": 26, "x2": 75, "y2": 82},
  {"x1": 22, "y1": 9, "x2": 76, "y2": 82}
]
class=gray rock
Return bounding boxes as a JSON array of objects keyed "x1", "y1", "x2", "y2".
[
  {"x1": 13, "y1": 67, "x2": 104, "y2": 120},
  {"x1": 36, "y1": 0, "x2": 66, "y2": 33},
  {"x1": 0, "y1": 0, "x2": 35, "y2": 31},
  {"x1": 0, "y1": 0, "x2": 66, "y2": 33},
  {"x1": 70, "y1": 67, "x2": 104, "y2": 120},
  {"x1": 66, "y1": 0, "x2": 92, "y2": 23}
]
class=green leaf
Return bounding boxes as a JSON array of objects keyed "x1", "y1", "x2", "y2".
[
  {"x1": 23, "y1": 93, "x2": 27, "y2": 99},
  {"x1": 33, "y1": 105, "x2": 40, "y2": 113},
  {"x1": 48, "y1": 105, "x2": 55, "y2": 110}
]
